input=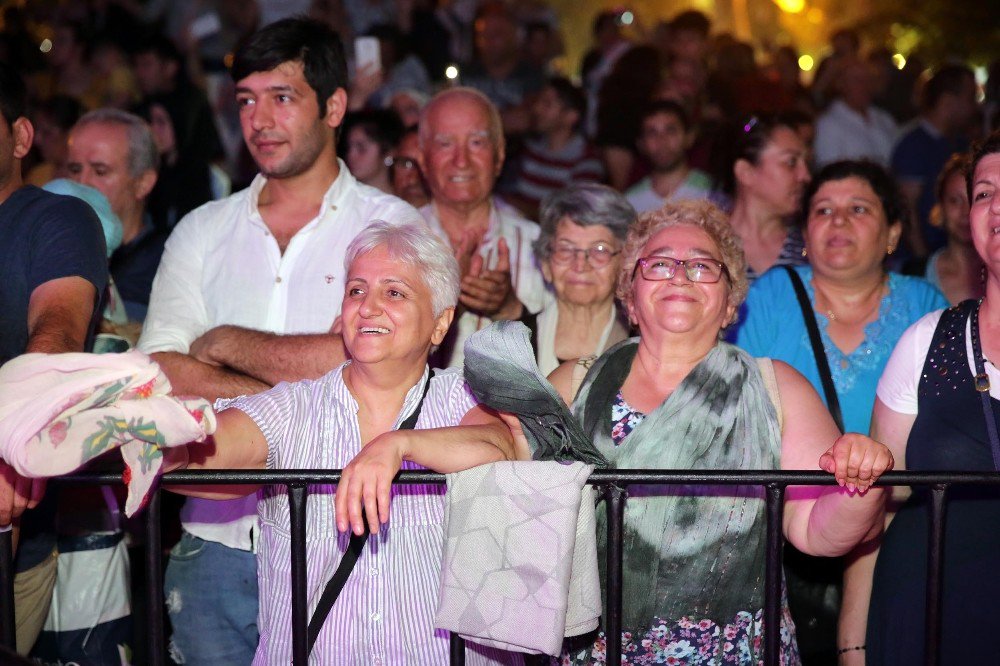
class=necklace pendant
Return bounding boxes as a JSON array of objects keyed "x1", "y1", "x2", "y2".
[{"x1": 840, "y1": 359, "x2": 849, "y2": 370}]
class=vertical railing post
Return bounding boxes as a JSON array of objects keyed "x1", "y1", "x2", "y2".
[
  {"x1": 288, "y1": 484, "x2": 309, "y2": 665},
  {"x1": 144, "y1": 488, "x2": 165, "y2": 666},
  {"x1": 604, "y1": 484, "x2": 627, "y2": 666},
  {"x1": 0, "y1": 529, "x2": 14, "y2": 650},
  {"x1": 449, "y1": 632, "x2": 466, "y2": 665},
  {"x1": 764, "y1": 483, "x2": 785, "y2": 665},
  {"x1": 924, "y1": 484, "x2": 948, "y2": 666}
]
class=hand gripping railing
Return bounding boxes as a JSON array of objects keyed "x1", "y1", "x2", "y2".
[{"x1": 0, "y1": 469, "x2": 992, "y2": 665}]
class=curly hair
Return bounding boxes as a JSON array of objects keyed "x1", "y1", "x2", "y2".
[{"x1": 617, "y1": 200, "x2": 748, "y2": 327}]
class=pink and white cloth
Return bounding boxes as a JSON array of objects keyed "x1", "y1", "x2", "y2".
[{"x1": 0, "y1": 350, "x2": 216, "y2": 515}]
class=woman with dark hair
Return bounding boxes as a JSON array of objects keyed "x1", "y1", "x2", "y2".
[
  {"x1": 340, "y1": 109, "x2": 404, "y2": 194},
  {"x1": 902, "y1": 152, "x2": 983, "y2": 304},
  {"x1": 731, "y1": 160, "x2": 947, "y2": 662},
  {"x1": 733, "y1": 160, "x2": 946, "y2": 433},
  {"x1": 136, "y1": 94, "x2": 215, "y2": 231},
  {"x1": 852, "y1": 131, "x2": 1000, "y2": 665},
  {"x1": 715, "y1": 114, "x2": 812, "y2": 280}
]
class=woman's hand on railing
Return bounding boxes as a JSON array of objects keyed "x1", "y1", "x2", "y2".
[
  {"x1": 334, "y1": 433, "x2": 406, "y2": 535},
  {"x1": 819, "y1": 434, "x2": 894, "y2": 494}
]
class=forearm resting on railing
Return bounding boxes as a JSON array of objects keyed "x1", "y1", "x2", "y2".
[{"x1": 160, "y1": 408, "x2": 267, "y2": 499}]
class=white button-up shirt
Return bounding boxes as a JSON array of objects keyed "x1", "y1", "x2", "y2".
[
  {"x1": 139, "y1": 161, "x2": 422, "y2": 551},
  {"x1": 814, "y1": 99, "x2": 899, "y2": 168}
]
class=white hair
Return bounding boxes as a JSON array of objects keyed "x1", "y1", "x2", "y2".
[{"x1": 344, "y1": 221, "x2": 460, "y2": 316}]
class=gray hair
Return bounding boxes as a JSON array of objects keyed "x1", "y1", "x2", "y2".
[
  {"x1": 418, "y1": 87, "x2": 505, "y2": 156},
  {"x1": 74, "y1": 108, "x2": 158, "y2": 177},
  {"x1": 533, "y1": 183, "x2": 636, "y2": 260},
  {"x1": 344, "y1": 221, "x2": 460, "y2": 316}
]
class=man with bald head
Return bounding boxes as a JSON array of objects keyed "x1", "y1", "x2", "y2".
[{"x1": 417, "y1": 87, "x2": 546, "y2": 367}]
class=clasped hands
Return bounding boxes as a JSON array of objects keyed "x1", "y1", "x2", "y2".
[{"x1": 454, "y1": 233, "x2": 522, "y2": 320}]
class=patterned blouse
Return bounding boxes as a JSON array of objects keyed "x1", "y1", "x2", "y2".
[{"x1": 559, "y1": 393, "x2": 800, "y2": 665}]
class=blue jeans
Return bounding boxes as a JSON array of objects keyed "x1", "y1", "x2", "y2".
[{"x1": 165, "y1": 532, "x2": 259, "y2": 664}]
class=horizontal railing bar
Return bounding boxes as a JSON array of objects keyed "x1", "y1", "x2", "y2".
[{"x1": 51, "y1": 469, "x2": 1000, "y2": 486}]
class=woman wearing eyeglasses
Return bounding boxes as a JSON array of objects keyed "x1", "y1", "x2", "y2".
[
  {"x1": 545, "y1": 200, "x2": 893, "y2": 664},
  {"x1": 524, "y1": 183, "x2": 633, "y2": 375}
]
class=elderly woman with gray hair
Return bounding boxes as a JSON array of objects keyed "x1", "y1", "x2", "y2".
[
  {"x1": 524, "y1": 183, "x2": 634, "y2": 375},
  {"x1": 530, "y1": 200, "x2": 894, "y2": 664},
  {"x1": 163, "y1": 221, "x2": 526, "y2": 665}
]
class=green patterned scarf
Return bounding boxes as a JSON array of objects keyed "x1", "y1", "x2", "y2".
[{"x1": 573, "y1": 339, "x2": 782, "y2": 631}]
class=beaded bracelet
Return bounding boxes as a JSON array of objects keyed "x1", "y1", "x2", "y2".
[{"x1": 837, "y1": 645, "x2": 866, "y2": 655}]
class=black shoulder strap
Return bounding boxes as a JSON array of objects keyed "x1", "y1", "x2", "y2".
[
  {"x1": 306, "y1": 370, "x2": 434, "y2": 654},
  {"x1": 781, "y1": 265, "x2": 845, "y2": 432}
]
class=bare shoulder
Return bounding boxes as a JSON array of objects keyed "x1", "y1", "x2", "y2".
[
  {"x1": 770, "y1": 360, "x2": 815, "y2": 401},
  {"x1": 547, "y1": 359, "x2": 581, "y2": 407}
]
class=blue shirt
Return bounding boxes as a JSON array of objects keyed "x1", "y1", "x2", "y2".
[
  {"x1": 891, "y1": 120, "x2": 967, "y2": 252},
  {"x1": 729, "y1": 265, "x2": 947, "y2": 434}
]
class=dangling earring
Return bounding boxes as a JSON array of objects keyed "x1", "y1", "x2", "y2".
[
  {"x1": 887, "y1": 244, "x2": 895, "y2": 256},
  {"x1": 801, "y1": 246, "x2": 808, "y2": 258}
]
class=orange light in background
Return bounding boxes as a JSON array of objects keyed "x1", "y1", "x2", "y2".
[
  {"x1": 798, "y1": 55, "x2": 814, "y2": 71},
  {"x1": 806, "y1": 7, "x2": 824, "y2": 23},
  {"x1": 774, "y1": 0, "x2": 805, "y2": 13},
  {"x1": 892, "y1": 54, "x2": 907, "y2": 70}
]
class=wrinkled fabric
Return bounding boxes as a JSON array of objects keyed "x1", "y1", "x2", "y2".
[
  {"x1": 574, "y1": 339, "x2": 781, "y2": 632},
  {"x1": 0, "y1": 350, "x2": 216, "y2": 515},
  {"x1": 451, "y1": 322, "x2": 605, "y2": 655},
  {"x1": 462, "y1": 321, "x2": 607, "y2": 467},
  {"x1": 437, "y1": 461, "x2": 600, "y2": 656}
]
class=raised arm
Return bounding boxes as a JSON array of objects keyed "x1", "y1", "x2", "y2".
[
  {"x1": 777, "y1": 362, "x2": 892, "y2": 557},
  {"x1": 187, "y1": 325, "x2": 347, "y2": 385},
  {"x1": 334, "y1": 404, "x2": 526, "y2": 536}
]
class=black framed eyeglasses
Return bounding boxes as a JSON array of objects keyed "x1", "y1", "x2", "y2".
[
  {"x1": 632, "y1": 255, "x2": 730, "y2": 283},
  {"x1": 549, "y1": 243, "x2": 621, "y2": 268}
]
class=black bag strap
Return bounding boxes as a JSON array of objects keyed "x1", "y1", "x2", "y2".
[
  {"x1": 968, "y1": 301, "x2": 1000, "y2": 470},
  {"x1": 781, "y1": 265, "x2": 845, "y2": 432},
  {"x1": 306, "y1": 369, "x2": 434, "y2": 654}
]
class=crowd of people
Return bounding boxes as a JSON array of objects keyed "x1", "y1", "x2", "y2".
[{"x1": 0, "y1": 1, "x2": 999, "y2": 665}]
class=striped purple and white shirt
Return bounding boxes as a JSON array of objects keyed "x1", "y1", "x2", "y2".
[{"x1": 226, "y1": 365, "x2": 522, "y2": 665}]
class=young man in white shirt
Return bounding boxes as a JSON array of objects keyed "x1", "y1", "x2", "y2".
[{"x1": 137, "y1": 17, "x2": 421, "y2": 664}]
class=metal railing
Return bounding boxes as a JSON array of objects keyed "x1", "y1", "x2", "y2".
[{"x1": 2, "y1": 468, "x2": 995, "y2": 666}]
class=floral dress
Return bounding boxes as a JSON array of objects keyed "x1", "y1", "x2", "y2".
[{"x1": 562, "y1": 393, "x2": 800, "y2": 665}]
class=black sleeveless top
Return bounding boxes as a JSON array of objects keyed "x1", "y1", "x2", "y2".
[{"x1": 867, "y1": 300, "x2": 1000, "y2": 664}]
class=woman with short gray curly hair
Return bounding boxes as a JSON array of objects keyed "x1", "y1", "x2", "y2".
[
  {"x1": 524, "y1": 183, "x2": 635, "y2": 374},
  {"x1": 616, "y1": 199, "x2": 748, "y2": 329},
  {"x1": 546, "y1": 198, "x2": 893, "y2": 665}
]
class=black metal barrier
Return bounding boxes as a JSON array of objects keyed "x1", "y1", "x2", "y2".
[{"x1": 0, "y1": 469, "x2": 991, "y2": 665}]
